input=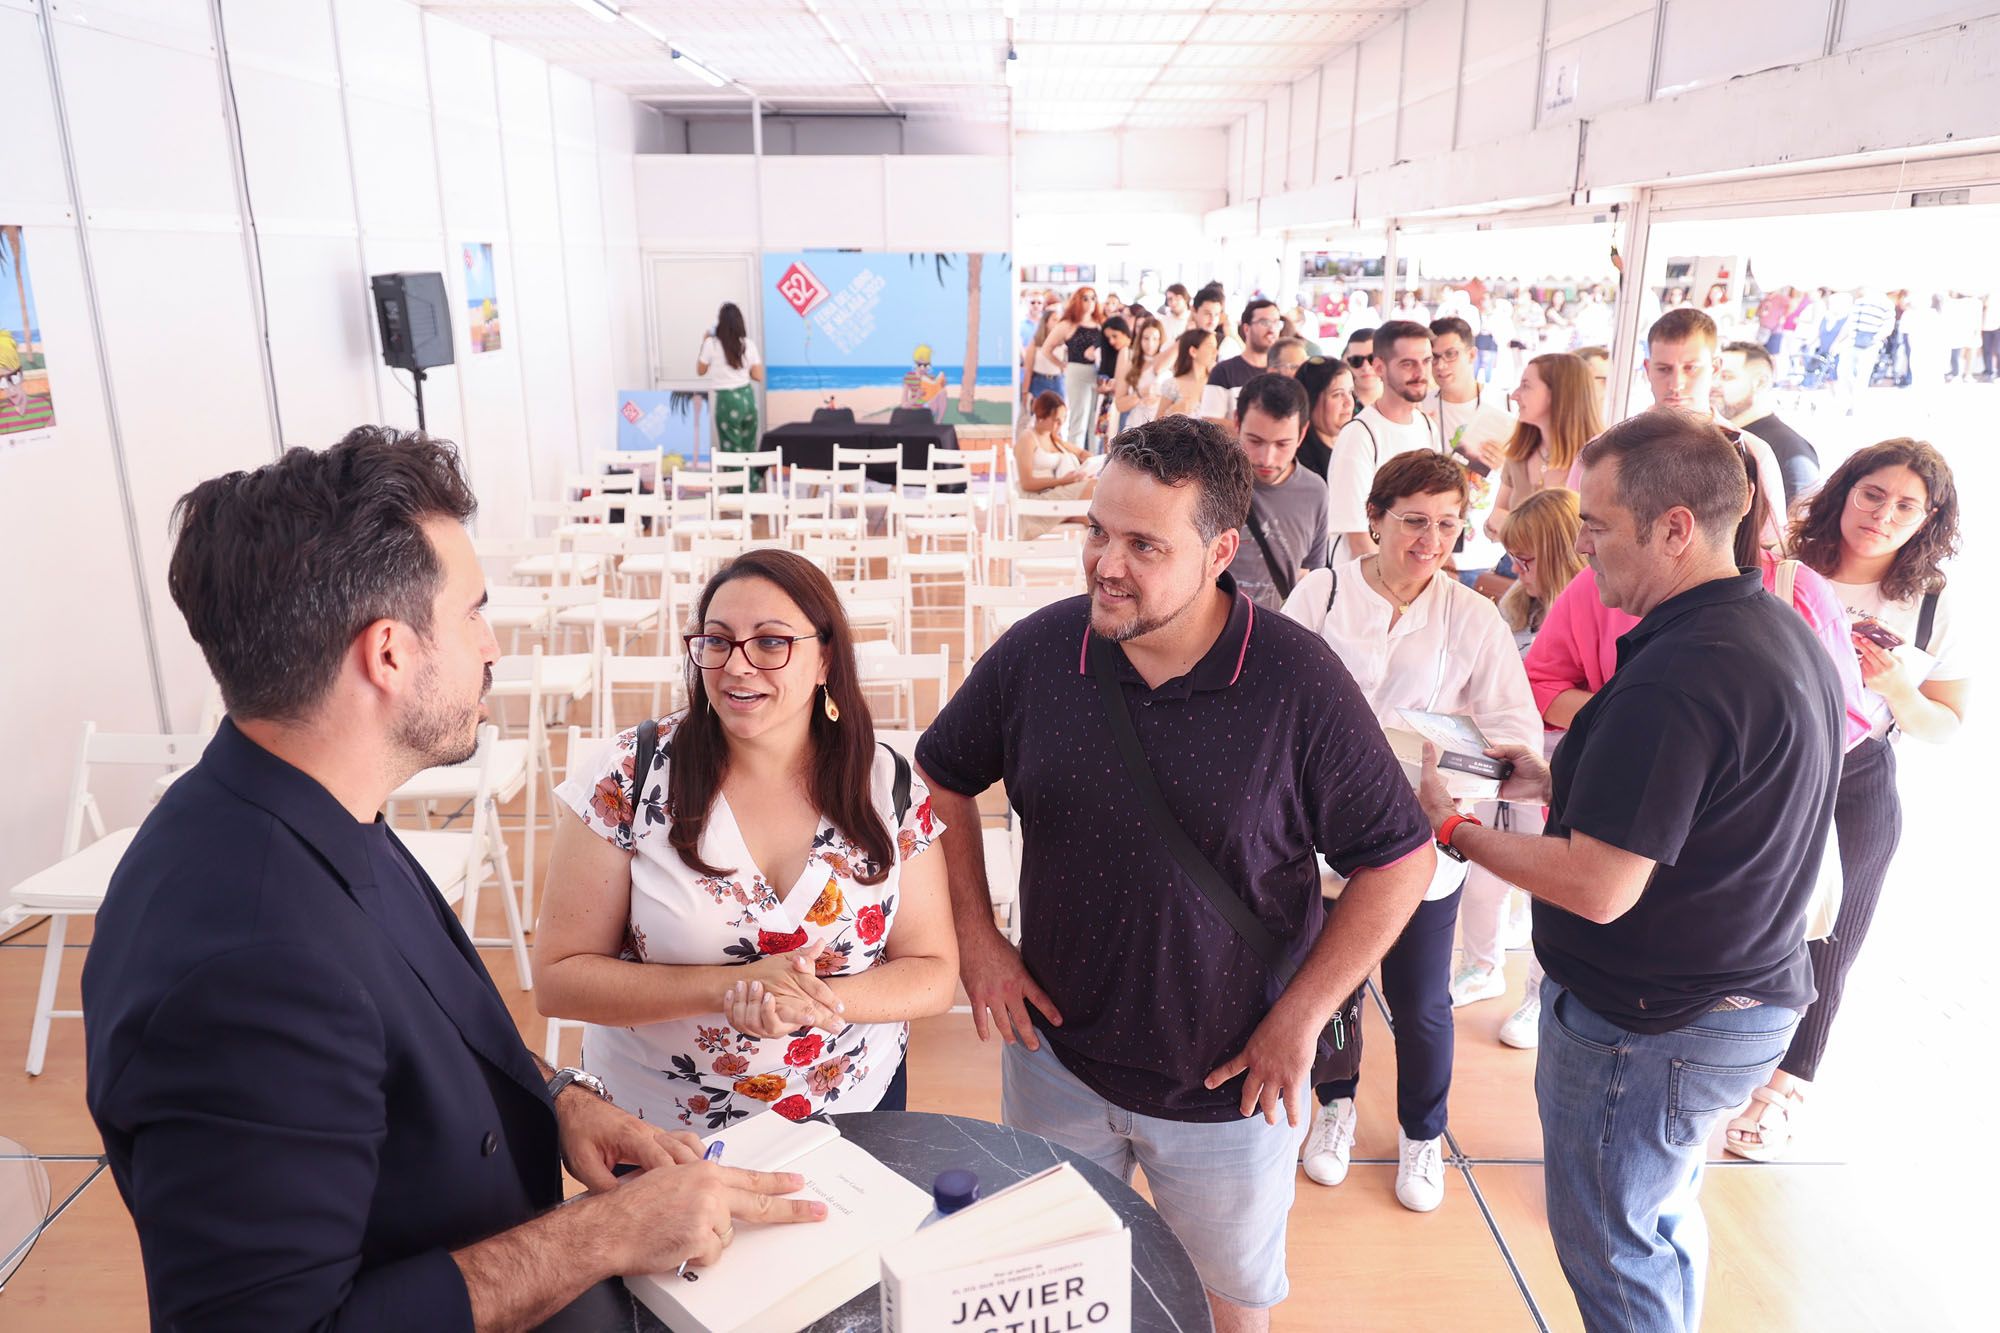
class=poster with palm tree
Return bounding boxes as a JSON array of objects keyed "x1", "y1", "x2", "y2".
[
  {"x1": 759, "y1": 250, "x2": 1012, "y2": 430},
  {"x1": 0, "y1": 224, "x2": 57, "y2": 443}
]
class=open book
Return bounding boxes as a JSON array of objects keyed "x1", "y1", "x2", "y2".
[
  {"x1": 1385, "y1": 708, "x2": 1514, "y2": 803},
  {"x1": 627, "y1": 1115, "x2": 933, "y2": 1333},
  {"x1": 880, "y1": 1162, "x2": 1131, "y2": 1333}
]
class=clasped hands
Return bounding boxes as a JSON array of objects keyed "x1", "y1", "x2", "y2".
[{"x1": 722, "y1": 940, "x2": 847, "y2": 1038}]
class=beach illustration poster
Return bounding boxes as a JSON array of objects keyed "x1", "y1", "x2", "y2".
[
  {"x1": 760, "y1": 250, "x2": 1013, "y2": 429},
  {"x1": 462, "y1": 241, "x2": 501, "y2": 353},
  {"x1": 1, "y1": 224, "x2": 56, "y2": 446}
]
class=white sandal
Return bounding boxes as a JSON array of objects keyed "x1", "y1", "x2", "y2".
[{"x1": 1725, "y1": 1084, "x2": 1805, "y2": 1162}]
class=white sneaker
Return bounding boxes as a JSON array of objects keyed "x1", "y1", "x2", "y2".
[
  {"x1": 1395, "y1": 1131, "x2": 1446, "y2": 1212},
  {"x1": 1301, "y1": 1097, "x2": 1357, "y2": 1187},
  {"x1": 1502, "y1": 890, "x2": 1534, "y2": 950},
  {"x1": 1499, "y1": 992, "x2": 1541, "y2": 1049},
  {"x1": 1449, "y1": 963, "x2": 1506, "y2": 1008}
]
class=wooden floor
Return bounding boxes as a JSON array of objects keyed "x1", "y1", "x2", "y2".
[{"x1": 4, "y1": 663, "x2": 1994, "y2": 1330}]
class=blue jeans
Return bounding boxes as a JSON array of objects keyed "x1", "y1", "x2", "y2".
[{"x1": 1536, "y1": 978, "x2": 1798, "y2": 1332}]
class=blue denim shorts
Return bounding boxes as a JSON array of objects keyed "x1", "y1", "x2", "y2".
[{"x1": 1001, "y1": 1039, "x2": 1306, "y2": 1308}]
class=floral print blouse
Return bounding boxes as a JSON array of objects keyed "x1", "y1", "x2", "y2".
[{"x1": 553, "y1": 717, "x2": 941, "y2": 1129}]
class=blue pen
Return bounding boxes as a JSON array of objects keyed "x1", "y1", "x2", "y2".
[{"x1": 676, "y1": 1140, "x2": 727, "y2": 1279}]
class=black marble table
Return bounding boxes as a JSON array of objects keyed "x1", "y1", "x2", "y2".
[{"x1": 579, "y1": 1110, "x2": 1214, "y2": 1333}]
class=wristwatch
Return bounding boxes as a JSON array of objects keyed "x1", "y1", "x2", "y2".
[
  {"x1": 1436, "y1": 812, "x2": 1482, "y2": 863},
  {"x1": 547, "y1": 1066, "x2": 611, "y2": 1104}
]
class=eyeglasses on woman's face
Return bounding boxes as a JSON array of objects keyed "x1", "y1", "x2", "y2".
[
  {"x1": 685, "y1": 633, "x2": 823, "y2": 671},
  {"x1": 1847, "y1": 483, "x2": 1930, "y2": 526},
  {"x1": 1385, "y1": 511, "x2": 1466, "y2": 538}
]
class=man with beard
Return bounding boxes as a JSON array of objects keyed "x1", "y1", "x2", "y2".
[
  {"x1": 1324, "y1": 318, "x2": 1441, "y2": 558},
  {"x1": 83, "y1": 428, "x2": 819, "y2": 1330},
  {"x1": 916, "y1": 414, "x2": 1434, "y2": 1333}
]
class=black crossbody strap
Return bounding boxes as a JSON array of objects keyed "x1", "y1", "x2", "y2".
[
  {"x1": 1916, "y1": 590, "x2": 1939, "y2": 654},
  {"x1": 623, "y1": 717, "x2": 662, "y2": 845},
  {"x1": 1242, "y1": 504, "x2": 1296, "y2": 601},
  {"x1": 1087, "y1": 635, "x2": 1296, "y2": 983},
  {"x1": 881, "y1": 742, "x2": 912, "y2": 825}
]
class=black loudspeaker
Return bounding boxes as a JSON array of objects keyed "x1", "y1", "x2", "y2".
[{"x1": 370, "y1": 271, "x2": 455, "y2": 371}]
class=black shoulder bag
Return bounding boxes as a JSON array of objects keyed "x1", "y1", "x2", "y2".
[
  {"x1": 1087, "y1": 635, "x2": 1363, "y2": 1084},
  {"x1": 621, "y1": 719, "x2": 912, "y2": 843},
  {"x1": 1242, "y1": 503, "x2": 1298, "y2": 603}
]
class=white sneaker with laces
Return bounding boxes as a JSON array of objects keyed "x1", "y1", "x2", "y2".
[
  {"x1": 1396, "y1": 1131, "x2": 1446, "y2": 1212},
  {"x1": 1499, "y1": 992, "x2": 1541, "y2": 1049},
  {"x1": 1301, "y1": 1097, "x2": 1357, "y2": 1187},
  {"x1": 1449, "y1": 963, "x2": 1506, "y2": 1008}
]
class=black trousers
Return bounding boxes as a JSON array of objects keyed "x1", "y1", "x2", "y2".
[
  {"x1": 1781, "y1": 737, "x2": 1902, "y2": 1081},
  {"x1": 1315, "y1": 886, "x2": 1462, "y2": 1140}
]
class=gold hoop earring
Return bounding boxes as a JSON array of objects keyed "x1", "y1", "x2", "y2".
[{"x1": 822, "y1": 686, "x2": 840, "y2": 723}]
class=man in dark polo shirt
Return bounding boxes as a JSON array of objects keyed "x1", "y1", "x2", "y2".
[
  {"x1": 917, "y1": 415, "x2": 1434, "y2": 1333},
  {"x1": 1414, "y1": 409, "x2": 1842, "y2": 1333}
]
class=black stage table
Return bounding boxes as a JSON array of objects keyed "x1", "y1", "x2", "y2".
[
  {"x1": 759, "y1": 421, "x2": 960, "y2": 481},
  {"x1": 565, "y1": 1110, "x2": 1215, "y2": 1333}
]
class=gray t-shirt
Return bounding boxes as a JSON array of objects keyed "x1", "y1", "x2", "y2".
[{"x1": 1229, "y1": 465, "x2": 1331, "y2": 610}]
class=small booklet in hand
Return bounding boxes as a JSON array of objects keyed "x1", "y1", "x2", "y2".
[
  {"x1": 627, "y1": 1114, "x2": 932, "y2": 1333},
  {"x1": 1385, "y1": 708, "x2": 1513, "y2": 802},
  {"x1": 880, "y1": 1161, "x2": 1131, "y2": 1333}
]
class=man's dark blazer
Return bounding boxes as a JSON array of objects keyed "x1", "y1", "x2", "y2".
[{"x1": 83, "y1": 719, "x2": 562, "y2": 1330}]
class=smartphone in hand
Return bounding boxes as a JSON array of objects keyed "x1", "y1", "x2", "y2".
[{"x1": 1852, "y1": 619, "x2": 1904, "y2": 651}]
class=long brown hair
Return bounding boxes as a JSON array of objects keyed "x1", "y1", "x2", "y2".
[
  {"x1": 1123, "y1": 316, "x2": 1161, "y2": 393},
  {"x1": 1498, "y1": 487, "x2": 1584, "y2": 634},
  {"x1": 1504, "y1": 352, "x2": 1602, "y2": 473},
  {"x1": 668, "y1": 549, "x2": 894, "y2": 884},
  {"x1": 1731, "y1": 439, "x2": 1774, "y2": 569},
  {"x1": 715, "y1": 303, "x2": 747, "y2": 370},
  {"x1": 1172, "y1": 327, "x2": 1215, "y2": 377},
  {"x1": 1788, "y1": 438, "x2": 1959, "y2": 601}
]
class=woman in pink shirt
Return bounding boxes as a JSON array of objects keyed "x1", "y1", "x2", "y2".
[{"x1": 1527, "y1": 441, "x2": 1871, "y2": 738}]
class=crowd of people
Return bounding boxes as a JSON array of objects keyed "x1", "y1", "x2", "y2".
[{"x1": 80, "y1": 296, "x2": 1970, "y2": 1332}]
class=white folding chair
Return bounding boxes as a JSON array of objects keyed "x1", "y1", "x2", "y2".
[
  {"x1": 597, "y1": 650, "x2": 688, "y2": 737},
  {"x1": 853, "y1": 646, "x2": 952, "y2": 731},
  {"x1": 630, "y1": 494, "x2": 745, "y2": 549},
  {"x1": 964, "y1": 582, "x2": 1079, "y2": 660},
  {"x1": 7, "y1": 724, "x2": 208, "y2": 1074},
  {"x1": 832, "y1": 446, "x2": 903, "y2": 529},
  {"x1": 1009, "y1": 497, "x2": 1093, "y2": 540},
  {"x1": 556, "y1": 532, "x2": 660, "y2": 652},
  {"x1": 711, "y1": 450, "x2": 783, "y2": 520},
  {"x1": 396, "y1": 725, "x2": 533, "y2": 990},
  {"x1": 982, "y1": 534, "x2": 1087, "y2": 587},
  {"x1": 486, "y1": 634, "x2": 599, "y2": 922}
]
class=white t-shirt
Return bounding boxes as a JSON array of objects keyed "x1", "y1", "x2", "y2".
[
  {"x1": 699, "y1": 335, "x2": 762, "y2": 390},
  {"x1": 555, "y1": 719, "x2": 942, "y2": 1128},
  {"x1": 1282, "y1": 557, "x2": 1541, "y2": 899},
  {"x1": 1826, "y1": 578, "x2": 1969, "y2": 740},
  {"x1": 1325, "y1": 404, "x2": 1441, "y2": 542},
  {"x1": 1428, "y1": 389, "x2": 1518, "y2": 571}
]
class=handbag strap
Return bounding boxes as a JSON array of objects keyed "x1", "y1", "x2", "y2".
[
  {"x1": 623, "y1": 717, "x2": 662, "y2": 845},
  {"x1": 1087, "y1": 634, "x2": 1296, "y2": 983},
  {"x1": 1916, "y1": 590, "x2": 1939, "y2": 654},
  {"x1": 1773, "y1": 558, "x2": 1799, "y2": 606},
  {"x1": 1242, "y1": 503, "x2": 1297, "y2": 602}
]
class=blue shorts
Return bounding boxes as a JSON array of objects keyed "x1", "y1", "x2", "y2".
[{"x1": 1001, "y1": 1039, "x2": 1306, "y2": 1309}]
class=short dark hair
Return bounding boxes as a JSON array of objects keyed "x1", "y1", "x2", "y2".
[
  {"x1": 1194, "y1": 291, "x2": 1224, "y2": 312},
  {"x1": 1107, "y1": 414, "x2": 1254, "y2": 544},
  {"x1": 1723, "y1": 340, "x2": 1774, "y2": 375},
  {"x1": 1344, "y1": 326, "x2": 1376, "y2": 348},
  {"x1": 1576, "y1": 408, "x2": 1746, "y2": 545},
  {"x1": 1371, "y1": 318, "x2": 1433, "y2": 362},
  {"x1": 1241, "y1": 297, "x2": 1278, "y2": 328},
  {"x1": 1165, "y1": 282, "x2": 1190, "y2": 300},
  {"x1": 1367, "y1": 451, "x2": 1469, "y2": 519},
  {"x1": 1429, "y1": 315, "x2": 1475, "y2": 344},
  {"x1": 168, "y1": 426, "x2": 479, "y2": 723},
  {"x1": 1234, "y1": 372, "x2": 1309, "y2": 428},
  {"x1": 1646, "y1": 307, "x2": 1718, "y2": 356}
]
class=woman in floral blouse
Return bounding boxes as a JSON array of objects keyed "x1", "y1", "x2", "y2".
[{"x1": 538, "y1": 549, "x2": 955, "y2": 1128}]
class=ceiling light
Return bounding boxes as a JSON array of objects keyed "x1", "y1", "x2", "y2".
[
  {"x1": 567, "y1": 0, "x2": 619, "y2": 22},
  {"x1": 623, "y1": 12, "x2": 668, "y2": 43},
  {"x1": 671, "y1": 47, "x2": 730, "y2": 89}
]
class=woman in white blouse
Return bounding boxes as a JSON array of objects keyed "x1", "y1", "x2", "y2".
[
  {"x1": 1726, "y1": 439, "x2": 1969, "y2": 1160},
  {"x1": 1280, "y1": 450, "x2": 1540, "y2": 1216},
  {"x1": 538, "y1": 549, "x2": 956, "y2": 1129},
  {"x1": 696, "y1": 303, "x2": 764, "y2": 473}
]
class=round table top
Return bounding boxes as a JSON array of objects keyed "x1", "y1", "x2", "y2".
[{"x1": 596, "y1": 1110, "x2": 1213, "y2": 1333}]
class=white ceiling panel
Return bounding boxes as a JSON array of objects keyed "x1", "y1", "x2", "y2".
[{"x1": 414, "y1": 1, "x2": 1415, "y2": 130}]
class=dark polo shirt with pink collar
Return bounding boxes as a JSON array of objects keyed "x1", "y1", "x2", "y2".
[{"x1": 917, "y1": 573, "x2": 1431, "y2": 1122}]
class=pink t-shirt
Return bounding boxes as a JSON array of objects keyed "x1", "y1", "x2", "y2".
[{"x1": 1524, "y1": 553, "x2": 1871, "y2": 750}]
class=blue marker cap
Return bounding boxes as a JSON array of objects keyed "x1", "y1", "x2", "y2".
[{"x1": 931, "y1": 1169, "x2": 980, "y2": 1215}]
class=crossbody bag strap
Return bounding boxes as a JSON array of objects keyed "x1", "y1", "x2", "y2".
[
  {"x1": 1773, "y1": 558, "x2": 1799, "y2": 606},
  {"x1": 1087, "y1": 635, "x2": 1295, "y2": 983},
  {"x1": 1242, "y1": 504, "x2": 1297, "y2": 601},
  {"x1": 1916, "y1": 590, "x2": 1939, "y2": 654},
  {"x1": 622, "y1": 717, "x2": 662, "y2": 845},
  {"x1": 880, "y1": 742, "x2": 913, "y2": 825}
]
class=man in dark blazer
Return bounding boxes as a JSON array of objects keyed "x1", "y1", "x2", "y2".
[{"x1": 83, "y1": 428, "x2": 821, "y2": 1330}]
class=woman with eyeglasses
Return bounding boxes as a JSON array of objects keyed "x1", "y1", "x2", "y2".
[
  {"x1": 537, "y1": 549, "x2": 957, "y2": 1128},
  {"x1": 1726, "y1": 439, "x2": 1968, "y2": 1161},
  {"x1": 1281, "y1": 451, "x2": 1541, "y2": 1215},
  {"x1": 1157, "y1": 326, "x2": 1218, "y2": 421}
]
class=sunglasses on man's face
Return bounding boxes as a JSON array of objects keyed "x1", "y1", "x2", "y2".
[{"x1": 1346, "y1": 354, "x2": 1371, "y2": 368}]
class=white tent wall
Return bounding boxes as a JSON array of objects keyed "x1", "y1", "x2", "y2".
[
  {"x1": 0, "y1": 0, "x2": 652, "y2": 895},
  {"x1": 1219, "y1": 0, "x2": 2000, "y2": 229}
]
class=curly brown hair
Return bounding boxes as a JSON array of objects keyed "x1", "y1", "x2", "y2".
[{"x1": 1787, "y1": 439, "x2": 1958, "y2": 602}]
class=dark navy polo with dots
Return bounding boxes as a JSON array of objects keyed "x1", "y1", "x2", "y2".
[{"x1": 917, "y1": 573, "x2": 1431, "y2": 1122}]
